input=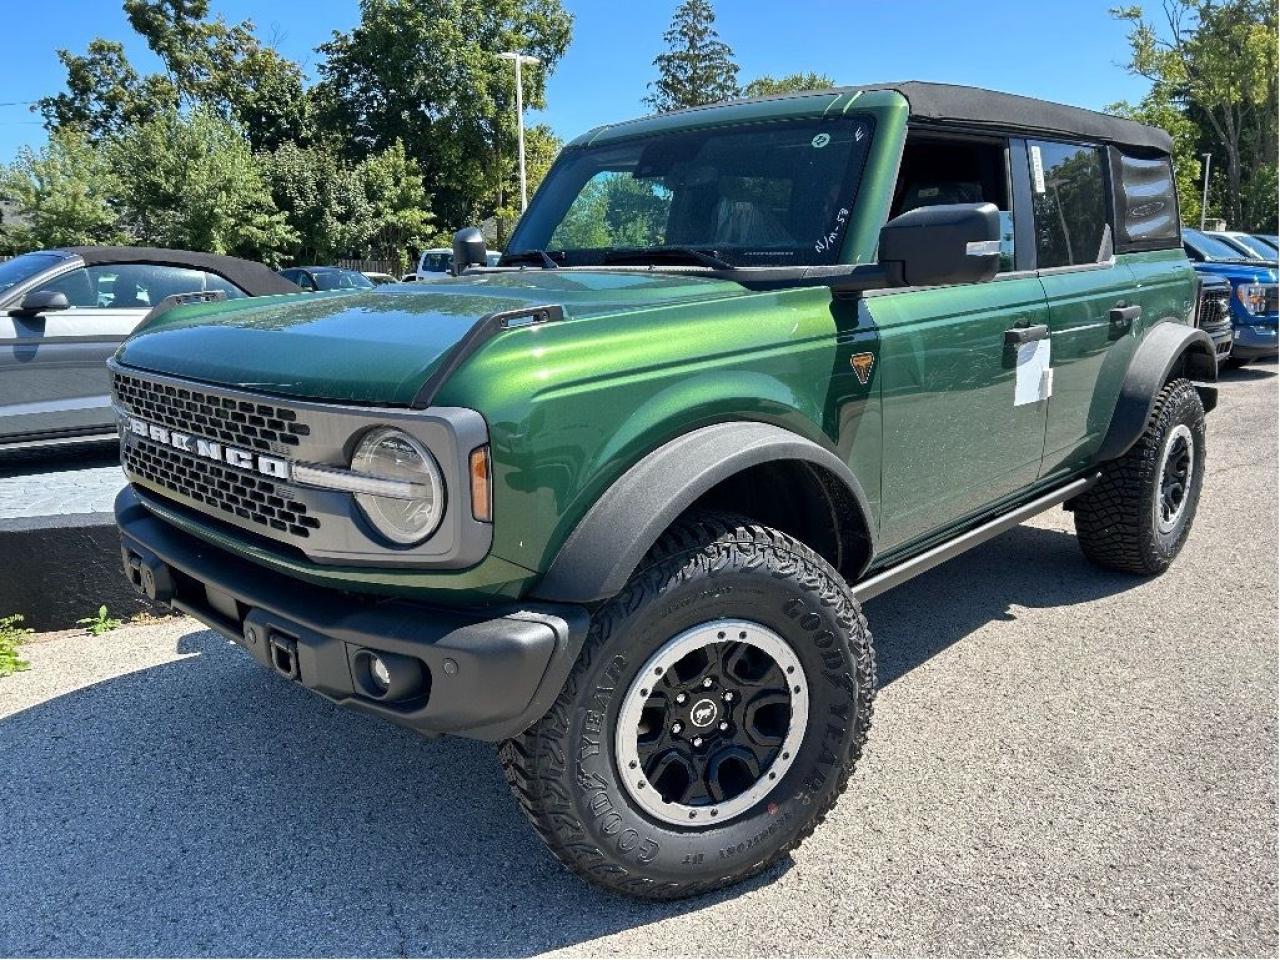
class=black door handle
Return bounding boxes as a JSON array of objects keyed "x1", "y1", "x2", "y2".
[
  {"x1": 1004, "y1": 324, "x2": 1050, "y2": 345},
  {"x1": 1109, "y1": 304, "x2": 1142, "y2": 327}
]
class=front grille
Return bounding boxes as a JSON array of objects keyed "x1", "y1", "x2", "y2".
[
  {"x1": 124, "y1": 438, "x2": 321, "y2": 538},
  {"x1": 112, "y1": 371, "x2": 311, "y2": 452},
  {"x1": 1265, "y1": 285, "x2": 1278, "y2": 315}
]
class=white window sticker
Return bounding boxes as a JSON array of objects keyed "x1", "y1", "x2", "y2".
[
  {"x1": 1030, "y1": 145, "x2": 1046, "y2": 194},
  {"x1": 1014, "y1": 337, "x2": 1052, "y2": 406}
]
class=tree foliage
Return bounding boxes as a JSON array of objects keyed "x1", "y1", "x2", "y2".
[
  {"x1": 0, "y1": 129, "x2": 127, "y2": 249},
  {"x1": 313, "y1": 0, "x2": 572, "y2": 228},
  {"x1": 645, "y1": 0, "x2": 740, "y2": 112},
  {"x1": 1112, "y1": 0, "x2": 1278, "y2": 230},
  {"x1": 109, "y1": 107, "x2": 294, "y2": 260},
  {"x1": 741, "y1": 72, "x2": 835, "y2": 98}
]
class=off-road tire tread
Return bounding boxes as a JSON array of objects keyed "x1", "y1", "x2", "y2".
[
  {"x1": 498, "y1": 509, "x2": 875, "y2": 900},
  {"x1": 1074, "y1": 378, "x2": 1204, "y2": 574}
]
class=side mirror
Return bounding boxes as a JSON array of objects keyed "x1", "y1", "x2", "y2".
[
  {"x1": 878, "y1": 202, "x2": 1002, "y2": 287},
  {"x1": 12, "y1": 289, "x2": 70, "y2": 317},
  {"x1": 452, "y1": 227, "x2": 487, "y2": 276}
]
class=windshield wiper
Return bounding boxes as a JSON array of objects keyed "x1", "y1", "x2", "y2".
[
  {"x1": 501, "y1": 249, "x2": 559, "y2": 269},
  {"x1": 602, "y1": 246, "x2": 734, "y2": 271}
]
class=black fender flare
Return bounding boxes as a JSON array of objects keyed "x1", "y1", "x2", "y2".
[
  {"x1": 1096, "y1": 321, "x2": 1218, "y2": 463},
  {"x1": 530, "y1": 421, "x2": 876, "y2": 604}
]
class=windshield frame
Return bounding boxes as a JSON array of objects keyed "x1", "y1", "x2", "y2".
[{"x1": 507, "y1": 115, "x2": 877, "y2": 271}]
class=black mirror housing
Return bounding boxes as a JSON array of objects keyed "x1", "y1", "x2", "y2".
[
  {"x1": 12, "y1": 289, "x2": 71, "y2": 317},
  {"x1": 452, "y1": 227, "x2": 487, "y2": 276},
  {"x1": 878, "y1": 202, "x2": 1002, "y2": 287}
]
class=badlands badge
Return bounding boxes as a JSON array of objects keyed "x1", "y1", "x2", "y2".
[{"x1": 849, "y1": 352, "x2": 876, "y2": 385}]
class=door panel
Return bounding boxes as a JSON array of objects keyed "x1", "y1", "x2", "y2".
[
  {"x1": 875, "y1": 275, "x2": 1050, "y2": 551},
  {"x1": 1037, "y1": 263, "x2": 1140, "y2": 472},
  {"x1": 0, "y1": 308, "x2": 141, "y2": 440}
]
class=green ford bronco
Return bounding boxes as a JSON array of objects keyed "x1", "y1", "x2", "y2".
[{"x1": 112, "y1": 82, "x2": 1218, "y2": 898}]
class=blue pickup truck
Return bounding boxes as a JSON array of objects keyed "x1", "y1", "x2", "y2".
[{"x1": 1183, "y1": 228, "x2": 1279, "y2": 366}]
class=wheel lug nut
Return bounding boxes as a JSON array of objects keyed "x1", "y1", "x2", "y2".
[
  {"x1": 702, "y1": 678, "x2": 713, "y2": 688},
  {"x1": 671, "y1": 722, "x2": 683, "y2": 735},
  {"x1": 719, "y1": 721, "x2": 729, "y2": 732},
  {"x1": 723, "y1": 691, "x2": 734, "y2": 702},
  {"x1": 692, "y1": 736, "x2": 703, "y2": 747},
  {"x1": 675, "y1": 693, "x2": 687, "y2": 705}
]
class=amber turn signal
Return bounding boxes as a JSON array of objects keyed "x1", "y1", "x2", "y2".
[{"x1": 469, "y1": 445, "x2": 492, "y2": 522}]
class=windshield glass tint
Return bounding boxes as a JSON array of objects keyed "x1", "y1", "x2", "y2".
[
  {"x1": 313, "y1": 269, "x2": 375, "y2": 290},
  {"x1": 0, "y1": 252, "x2": 65, "y2": 295},
  {"x1": 1185, "y1": 229, "x2": 1251, "y2": 261},
  {"x1": 509, "y1": 117, "x2": 874, "y2": 267}
]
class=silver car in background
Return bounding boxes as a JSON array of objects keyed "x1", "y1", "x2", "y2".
[{"x1": 0, "y1": 246, "x2": 299, "y2": 450}]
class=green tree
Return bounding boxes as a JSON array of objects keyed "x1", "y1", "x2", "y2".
[
  {"x1": 313, "y1": 0, "x2": 572, "y2": 230},
  {"x1": 356, "y1": 141, "x2": 435, "y2": 274},
  {"x1": 36, "y1": 40, "x2": 177, "y2": 140},
  {"x1": 741, "y1": 71, "x2": 834, "y2": 98},
  {"x1": 262, "y1": 141, "x2": 370, "y2": 264},
  {"x1": 0, "y1": 128, "x2": 126, "y2": 249},
  {"x1": 1113, "y1": 0, "x2": 1278, "y2": 230},
  {"x1": 493, "y1": 123, "x2": 562, "y2": 244},
  {"x1": 645, "y1": 0, "x2": 740, "y2": 112},
  {"x1": 110, "y1": 107, "x2": 294, "y2": 261}
]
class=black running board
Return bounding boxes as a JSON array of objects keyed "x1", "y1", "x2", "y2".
[{"x1": 852, "y1": 473, "x2": 1100, "y2": 602}]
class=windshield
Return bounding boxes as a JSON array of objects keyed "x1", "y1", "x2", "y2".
[
  {"x1": 313, "y1": 269, "x2": 375, "y2": 291},
  {"x1": 1184, "y1": 228, "x2": 1255, "y2": 261},
  {"x1": 0, "y1": 251, "x2": 66, "y2": 296},
  {"x1": 1220, "y1": 233, "x2": 1278, "y2": 260},
  {"x1": 508, "y1": 116, "x2": 874, "y2": 268}
]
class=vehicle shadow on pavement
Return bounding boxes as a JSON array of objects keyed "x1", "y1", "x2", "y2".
[
  {"x1": 0, "y1": 441, "x2": 119, "y2": 477},
  {"x1": 0, "y1": 630, "x2": 766, "y2": 958},
  {"x1": 0, "y1": 524, "x2": 1143, "y2": 958},
  {"x1": 867, "y1": 523, "x2": 1142, "y2": 686}
]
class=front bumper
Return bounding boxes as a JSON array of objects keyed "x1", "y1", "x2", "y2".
[
  {"x1": 1231, "y1": 321, "x2": 1279, "y2": 360},
  {"x1": 116, "y1": 486, "x2": 588, "y2": 741}
]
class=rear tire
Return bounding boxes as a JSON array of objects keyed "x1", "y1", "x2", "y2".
[
  {"x1": 499, "y1": 511, "x2": 875, "y2": 900},
  {"x1": 1074, "y1": 378, "x2": 1206, "y2": 575}
]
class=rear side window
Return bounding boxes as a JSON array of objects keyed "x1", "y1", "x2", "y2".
[
  {"x1": 1028, "y1": 140, "x2": 1111, "y2": 269},
  {"x1": 1110, "y1": 150, "x2": 1179, "y2": 250},
  {"x1": 39, "y1": 264, "x2": 213, "y2": 309}
]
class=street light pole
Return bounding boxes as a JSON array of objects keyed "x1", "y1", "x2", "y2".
[
  {"x1": 497, "y1": 51, "x2": 541, "y2": 211},
  {"x1": 1199, "y1": 152, "x2": 1212, "y2": 231}
]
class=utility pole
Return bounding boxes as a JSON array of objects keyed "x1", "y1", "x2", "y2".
[
  {"x1": 1199, "y1": 152, "x2": 1212, "y2": 230},
  {"x1": 497, "y1": 51, "x2": 541, "y2": 211}
]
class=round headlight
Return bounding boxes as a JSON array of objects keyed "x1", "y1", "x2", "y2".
[{"x1": 350, "y1": 428, "x2": 445, "y2": 545}]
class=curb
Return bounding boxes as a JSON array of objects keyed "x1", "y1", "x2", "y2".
[{"x1": 0, "y1": 511, "x2": 160, "y2": 631}]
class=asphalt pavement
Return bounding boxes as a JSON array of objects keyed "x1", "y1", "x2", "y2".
[{"x1": 0, "y1": 362, "x2": 1275, "y2": 957}]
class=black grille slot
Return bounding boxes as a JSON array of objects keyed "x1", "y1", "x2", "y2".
[
  {"x1": 1265, "y1": 286, "x2": 1278, "y2": 315},
  {"x1": 124, "y1": 439, "x2": 321, "y2": 538},
  {"x1": 112, "y1": 371, "x2": 312, "y2": 452}
]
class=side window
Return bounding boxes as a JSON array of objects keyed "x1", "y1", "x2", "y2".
[
  {"x1": 202, "y1": 272, "x2": 246, "y2": 299},
  {"x1": 38, "y1": 268, "x2": 98, "y2": 307},
  {"x1": 41, "y1": 264, "x2": 210, "y2": 309},
  {"x1": 891, "y1": 135, "x2": 1016, "y2": 272},
  {"x1": 1028, "y1": 140, "x2": 1111, "y2": 268},
  {"x1": 1110, "y1": 149, "x2": 1179, "y2": 250}
]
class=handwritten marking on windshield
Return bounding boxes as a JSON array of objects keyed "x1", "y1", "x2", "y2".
[{"x1": 815, "y1": 208, "x2": 850, "y2": 255}]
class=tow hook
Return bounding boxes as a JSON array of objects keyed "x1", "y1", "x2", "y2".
[
  {"x1": 268, "y1": 632, "x2": 300, "y2": 681},
  {"x1": 120, "y1": 546, "x2": 174, "y2": 604}
]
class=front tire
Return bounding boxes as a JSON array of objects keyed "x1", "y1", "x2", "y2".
[
  {"x1": 499, "y1": 511, "x2": 875, "y2": 899},
  {"x1": 1074, "y1": 378, "x2": 1206, "y2": 575}
]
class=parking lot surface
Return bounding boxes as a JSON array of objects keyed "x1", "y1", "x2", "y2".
[
  {"x1": 0, "y1": 363, "x2": 1275, "y2": 958},
  {"x1": 0, "y1": 442, "x2": 123, "y2": 519}
]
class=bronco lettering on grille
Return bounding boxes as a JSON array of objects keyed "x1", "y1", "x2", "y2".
[{"x1": 127, "y1": 416, "x2": 291, "y2": 480}]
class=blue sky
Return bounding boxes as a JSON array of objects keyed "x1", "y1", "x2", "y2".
[{"x1": 0, "y1": 0, "x2": 1153, "y2": 162}]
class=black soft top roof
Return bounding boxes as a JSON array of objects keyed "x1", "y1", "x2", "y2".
[
  {"x1": 844, "y1": 82, "x2": 1171, "y2": 153},
  {"x1": 56, "y1": 246, "x2": 299, "y2": 296}
]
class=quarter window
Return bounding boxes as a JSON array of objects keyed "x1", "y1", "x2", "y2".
[{"x1": 1028, "y1": 140, "x2": 1111, "y2": 269}]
